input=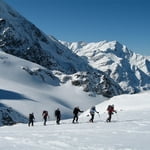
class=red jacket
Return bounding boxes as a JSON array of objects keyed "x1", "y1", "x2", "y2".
[{"x1": 107, "y1": 105, "x2": 116, "y2": 113}]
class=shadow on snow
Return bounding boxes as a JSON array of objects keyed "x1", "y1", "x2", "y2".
[{"x1": 0, "y1": 89, "x2": 37, "y2": 102}]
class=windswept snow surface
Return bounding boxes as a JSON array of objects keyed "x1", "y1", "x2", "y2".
[{"x1": 0, "y1": 91, "x2": 150, "y2": 150}]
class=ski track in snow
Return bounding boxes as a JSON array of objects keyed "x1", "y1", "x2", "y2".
[{"x1": 0, "y1": 110, "x2": 150, "y2": 150}]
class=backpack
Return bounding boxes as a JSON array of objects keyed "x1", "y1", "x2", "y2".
[
  {"x1": 107, "y1": 105, "x2": 114, "y2": 112},
  {"x1": 55, "y1": 109, "x2": 60, "y2": 117},
  {"x1": 43, "y1": 110, "x2": 48, "y2": 117},
  {"x1": 90, "y1": 107, "x2": 95, "y2": 114},
  {"x1": 29, "y1": 113, "x2": 34, "y2": 120},
  {"x1": 73, "y1": 107, "x2": 79, "y2": 114}
]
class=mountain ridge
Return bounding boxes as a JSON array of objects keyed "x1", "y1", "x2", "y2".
[{"x1": 61, "y1": 40, "x2": 150, "y2": 93}]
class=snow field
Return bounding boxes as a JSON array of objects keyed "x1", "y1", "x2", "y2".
[
  {"x1": 0, "y1": 91, "x2": 150, "y2": 150},
  {"x1": 0, "y1": 110, "x2": 150, "y2": 150}
]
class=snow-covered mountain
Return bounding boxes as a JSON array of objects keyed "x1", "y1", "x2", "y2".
[
  {"x1": 0, "y1": 0, "x2": 123, "y2": 99},
  {"x1": 0, "y1": 0, "x2": 83, "y2": 74},
  {"x1": 0, "y1": 91, "x2": 150, "y2": 150},
  {"x1": 61, "y1": 40, "x2": 150, "y2": 93}
]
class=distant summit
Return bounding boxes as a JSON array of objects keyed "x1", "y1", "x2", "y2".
[{"x1": 61, "y1": 40, "x2": 150, "y2": 93}]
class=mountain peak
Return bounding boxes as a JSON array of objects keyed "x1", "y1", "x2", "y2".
[
  {"x1": 62, "y1": 40, "x2": 150, "y2": 93},
  {"x1": 0, "y1": 0, "x2": 88, "y2": 74}
]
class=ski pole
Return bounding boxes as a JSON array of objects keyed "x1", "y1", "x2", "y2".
[
  {"x1": 97, "y1": 113, "x2": 100, "y2": 118},
  {"x1": 115, "y1": 112, "x2": 119, "y2": 121}
]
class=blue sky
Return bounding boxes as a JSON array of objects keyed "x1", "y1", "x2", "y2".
[{"x1": 4, "y1": 0, "x2": 150, "y2": 56}]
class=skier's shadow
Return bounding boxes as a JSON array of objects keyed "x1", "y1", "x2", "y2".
[{"x1": 0, "y1": 89, "x2": 37, "y2": 102}]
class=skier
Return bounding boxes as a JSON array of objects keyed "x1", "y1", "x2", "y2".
[
  {"x1": 28, "y1": 113, "x2": 35, "y2": 127},
  {"x1": 54, "y1": 108, "x2": 61, "y2": 125},
  {"x1": 106, "y1": 104, "x2": 117, "y2": 122},
  {"x1": 42, "y1": 110, "x2": 49, "y2": 125},
  {"x1": 89, "y1": 106, "x2": 99, "y2": 123},
  {"x1": 72, "y1": 106, "x2": 84, "y2": 123}
]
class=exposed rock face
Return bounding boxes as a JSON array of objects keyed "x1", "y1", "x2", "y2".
[{"x1": 71, "y1": 72, "x2": 122, "y2": 97}]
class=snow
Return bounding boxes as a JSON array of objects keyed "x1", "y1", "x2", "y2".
[
  {"x1": 0, "y1": 1, "x2": 150, "y2": 149},
  {"x1": 0, "y1": 49, "x2": 149, "y2": 149},
  {"x1": 0, "y1": 51, "x2": 107, "y2": 121},
  {"x1": 0, "y1": 91, "x2": 150, "y2": 150}
]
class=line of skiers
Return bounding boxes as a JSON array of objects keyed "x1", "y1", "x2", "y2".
[
  {"x1": 28, "y1": 108, "x2": 61, "y2": 127},
  {"x1": 28, "y1": 104, "x2": 117, "y2": 126}
]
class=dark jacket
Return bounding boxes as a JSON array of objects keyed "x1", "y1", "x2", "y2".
[
  {"x1": 73, "y1": 107, "x2": 83, "y2": 115},
  {"x1": 55, "y1": 109, "x2": 61, "y2": 117},
  {"x1": 29, "y1": 113, "x2": 35, "y2": 121}
]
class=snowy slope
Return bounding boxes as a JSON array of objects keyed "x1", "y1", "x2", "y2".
[
  {"x1": 61, "y1": 40, "x2": 150, "y2": 93},
  {"x1": 0, "y1": 91, "x2": 150, "y2": 150},
  {"x1": 0, "y1": 50, "x2": 109, "y2": 125}
]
